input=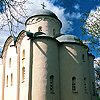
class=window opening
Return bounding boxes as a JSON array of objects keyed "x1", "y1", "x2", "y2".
[
  {"x1": 11, "y1": 73, "x2": 13, "y2": 86},
  {"x1": 84, "y1": 77, "x2": 87, "y2": 93},
  {"x1": 22, "y1": 49, "x2": 25, "y2": 67},
  {"x1": 9, "y1": 58, "x2": 11, "y2": 67},
  {"x1": 53, "y1": 29, "x2": 55, "y2": 36},
  {"x1": 72, "y1": 77, "x2": 77, "y2": 92},
  {"x1": 38, "y1": 26, "x2": 42, "y2": 32},
  {"x1": 92, "y1": 82, "x2": 95, "y2": 96},
  {"x1": 82, "y1": 54, "x2": 85, "y2": 62},
  {"x1": 22, "y1": 49, "x2": 25, "y2": 60},
  {"x1": 50, "y1": 75, "x2": 54, "y2": 94},
  {"x1": 6, "y1": 75, "x2": 8, "y2": 87},
  {"x1": 22, "y1": 67, "x2": 25, "y2": 82}
]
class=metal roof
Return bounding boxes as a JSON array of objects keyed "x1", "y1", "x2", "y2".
[
  {"x1": 25, "y1": 9, "x2": 62, "y2": 27},
  {"x1": 56, "y1": 34, "x2": 81, "y2": 43},
  {"x1": 32, "y1": 9, "x2": 58, "y2": 19}
]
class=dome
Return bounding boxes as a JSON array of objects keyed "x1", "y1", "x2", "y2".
[
  {"x1": 56, "y1": 34, "x2": 81, "y2": 43},
  {"x1": 25, "y1": 9, "x2": 62, "y2": 27},
  {"x1": 32, "y1": 9, "x2": 58, "y2": 19}
]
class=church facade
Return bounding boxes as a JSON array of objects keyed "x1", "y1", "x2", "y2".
[{"x1": 0, "y1": 8, "x2": 96, "y2": 100}]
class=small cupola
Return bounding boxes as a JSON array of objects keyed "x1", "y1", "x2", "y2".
[{"x1": 25, "y1": 8, "x2": 62, "y2": 37}]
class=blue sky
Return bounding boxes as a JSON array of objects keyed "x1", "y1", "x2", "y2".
[
  {"x1": 50, "y1": 0, "x2": 100, "y2": 57},
  {"x1": 0, "y1": 0, "x2": 100, "y2": 58},
  {"x1": 58, "y1": 0, "x2": 100, "y2": 36}
]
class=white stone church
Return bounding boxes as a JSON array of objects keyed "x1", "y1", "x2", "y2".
[{"x1": 0, "y1": 8, "x2": 96, "y2": 100}]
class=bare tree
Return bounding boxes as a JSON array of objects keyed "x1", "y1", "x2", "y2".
[{"x1": 0, "y1": 0, "x2": 30, "y2": 35}]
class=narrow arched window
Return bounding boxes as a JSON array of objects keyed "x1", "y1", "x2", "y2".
[
  {"x1": 11, "y1": 73, "x2": 13, "y2": 86},
  {"x1": 9, "y1": 58, "x2": 11, "y2": 67},
  {"x1": 53, "y1": 29, "x2": 55, "y2": 36},
  {"x1": 22, "y1": 67, "x2": 25, "y2": 82},
  {"x1": 50, "y1": 75, "x2": 54, "y2": 94},
  {"x1": 84, "y1": 77, "x2": 87, "y2": 93},
  {"x1": 72, "y1": 77, "x2": 77, "y2": 92},
  {"x1": 22, "y1": 49, "x2": 25, "y2": 67},
  {"x1": 22, "y1": 49, "x2": 25, "y2": 60},
  {"x1": 38, "y1": 26, "x2": 42, "y2": 32},
  {"x1": 6, "y1": 75, "x2": 8, "y2": 87},
  {"x1": 82, "y1": 54, "x2": 85, "y2": 62},
  {"x1": 92, "y1": 82, "x2": 95, "y2": 96}
]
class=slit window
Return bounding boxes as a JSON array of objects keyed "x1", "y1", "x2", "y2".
[
  {"x1": 22, "y1": 49, "x2": 25, "y2": 66},
  {"x1": 9, "y1": 58, "x2": 11, "y2": 67},
  {"x1": 50, "y1": 75, "x2": 54, "y2": 94},
  {"x1": 72, "y1": 77, "x2": 77, "y2": 92},
  {"x1": 22, "y1": 49, "x2": 25, "y2": 60},
  {"x1": 53, "y1": 29, "x2": 55, "y2": 36},
  {"x1": 6, "y1": 75, "x2": 8, "y2": 87},
  {"x1": 82, "y1": 54, "x2": 85, "y2": 62},
  {"x1": 22, "y1": 67, "x2": 25, "y2": 82},
  {"x1": 92, "y1": 82, "x2": 95, "y2": 96},
  {"x1": 84, "y1": 77, "x2": 87, "y2": 93},
  {"x1": 11, "y1": 73, "x2": 13, "y2": 86}
]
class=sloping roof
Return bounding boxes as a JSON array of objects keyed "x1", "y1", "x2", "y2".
[
  {"x1": 56, "y1": 34, "x2": 82, "y2": 43},
  {"x1": 32, "y1": 9, "x2": 58, "y2": 19}
]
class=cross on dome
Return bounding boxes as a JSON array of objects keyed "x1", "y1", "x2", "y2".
[{"x1": 41, "y1": 2, "x2": 46, "y2": 9}]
